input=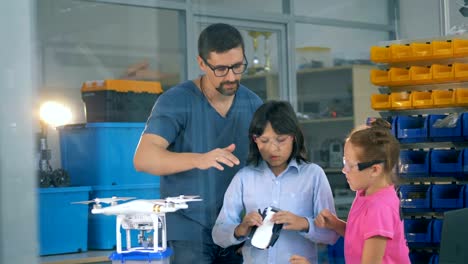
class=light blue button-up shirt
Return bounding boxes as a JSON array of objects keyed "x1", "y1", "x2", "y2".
[{"x1": 212, "y1": 159, "x2": 339, "y2": 264}]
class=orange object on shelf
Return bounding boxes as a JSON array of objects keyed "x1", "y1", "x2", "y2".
[
  {"x1": 81, "y1": 79, "x2": 163, "y2": 94},
  {"x1": 410, "y1": 66, "x2": 433, "y2": 85},
  {"x1": 455, "y1": 88, "x2": 468, "y2": 106},
  {"x1": 389, "y1": 67, "x2": 411, "y2": 86},
  {"x1": 389, "y1": 44, "x2": 412, "y2": 61},
  {"x1": 370, "y1": 94, "x2": 392, "y2": 110},
  {"x1": 391, "y1": 91, "x2": 413, "y2": 109},
  {"x1": 433, "y1": 90, "x2": 456, "y2": 107},
  {"x1": 412, "y1": 91, "x2": 433, "y2": 109},
  {"x1": 370, "y1": 46, "x2": 391, "y2": 63},
  {"x1": 432, "y1": 64, "x2": 454, "y2": 82},
  {"x1": 410, "y1": 42, "x2": 433, "y2": 60},
  {"x1": 432, "y1": 40, "x2": 453, "y2": 59},
  {"x1": 453, "y1": 39, "x2": 468, "y2": 57},
  {"x1": 453, "y1": 63, "x2": 468, "y2": 81},
  {"x1": 370, "y1": 69, "x2": 390, "y2": 86}
]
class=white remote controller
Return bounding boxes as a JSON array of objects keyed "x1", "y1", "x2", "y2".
[{"x1": 250, "y1": 207, "x2": 276, "y2": 249}]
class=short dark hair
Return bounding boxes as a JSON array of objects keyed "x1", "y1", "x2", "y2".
[
  {"x1": 198, "y1": 23, "x2": 245, "y2": 60},
  {"x1": 247, "y1": 100, "x2": 308, "y2": 166}
]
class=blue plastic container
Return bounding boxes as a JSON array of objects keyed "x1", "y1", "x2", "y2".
[
  {"x1": 404, "y1": 218, "x2": 433, "y2": 244},
  {"x1": 399, "y1": 185, "x2": 431, "y2": 212},
  {"x1": 109, "y1": 248, "x2": 172, "y2": 264},
  {"x1": 430, "y1": 149, "x2": 463, "y2": 177},
  {"x1": 410, "y1": 252, "x2": 438, "y2": 264},
  {"x1": 38, "y1": 186, "x2": 91, "y2": 255},
  {"x1": 397, "y1": 115, "x2": 429, "y2": 143},
  {"x1": 431, "y1": 184, "x2": 464, "y2": 211},
  {"x1": 463, "y1": 112, "x2": 468, "y2": 140},
  {"x1": 58, "y1": 123, "x2": 159, "y2": 186},
  {"x1": 428, "y1": 114, "x2": 463, "y2": 141},
  {"x1": 432, "y1": 219, "x2": 443, "y2": 243},
  {"x1": 463, "y1": 149, "x2": 468, "y2": 178},
  {"x1": 399, "y1": 149, "x2": 430, "y2": 177},
  {"x1": 88, "y1": 184, "x2": 160, "y2": 250},
  {"x1": 327, "y1": 236, "x2": 345, "y2": 264}
]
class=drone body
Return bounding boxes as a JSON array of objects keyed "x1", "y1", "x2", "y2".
[{"x1": 74, "y1": 195, "x2": 201, "y2": 253}]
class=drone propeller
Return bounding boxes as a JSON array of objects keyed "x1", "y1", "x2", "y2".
[{"x1": 72, "y1": 196, "x2": 136, "y2": 205}]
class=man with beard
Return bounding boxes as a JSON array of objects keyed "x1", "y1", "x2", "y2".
[{"x1": 134, "y1": 23, "x2": 262, "y2": 263}]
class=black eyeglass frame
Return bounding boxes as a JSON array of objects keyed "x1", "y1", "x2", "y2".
[
  {"x1": 201, "y1": 54, "x2": 248, "y2": 77},
  {"x1": 357, "y1": 160, "x2": 385, "y2": 171}
]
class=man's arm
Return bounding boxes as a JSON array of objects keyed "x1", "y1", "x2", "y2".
[{"x1": 133, "y1": 133, "x2": 240, "y2": 176}]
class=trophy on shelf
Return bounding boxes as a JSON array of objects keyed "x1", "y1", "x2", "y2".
[
  {"x1": 262, "y1": 31, "x2": 272, "y2": 72},
  {"x1": 247, "y1": 31, "x2": 264, "y2": 75}
]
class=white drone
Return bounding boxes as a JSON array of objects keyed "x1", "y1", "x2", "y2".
[{"x1": 73, "y1": 195, "x2": 202, "y2": 253}]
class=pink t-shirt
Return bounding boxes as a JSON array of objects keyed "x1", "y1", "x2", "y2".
[{"x1": 344, "y1": 185, "x2": 410, "y2": 264}]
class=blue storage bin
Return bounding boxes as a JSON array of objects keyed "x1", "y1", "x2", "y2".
[
  {"x1": 327, "y1": 237, "x2": 345, "y2": 264},
  {"x1": 430, "y1": 254, "x2": 439, "y2": 264},
  {"x1": 430, "y1": 149, "x2": 463, "y2": 177},
  {"x1": 463, "y1": 113, "x2": 468, "y2": 140},
  {"x1": 463, "y1": 149, "x2": 468, "y2": 178},
  {"x1": 399, "y1": 149, "x2": 430, "y2": 177},
  {"x1": 429, "y1": 114, "x2": 463, "y2": 141},
  {"x1": 399, "y1": 185, "x2": 431, "y2": 212},
  {"x1": 397, "y1": 115, "x2": 429, "y2": 143},
  {"x1": 432, "y1": 219, "x2": 443, "y2": 243},
  {"x1": 431, "y1": 184, "x2": 464, "y2": 211},
  {"x1": 58, "y1": 123, "x2": 159, "y2": 186},
  {"x1": 404, "y1": 218, "x2": 433, "y2": 244},
  {"x1": 88, "y1": 184, "x2": 160, "y2": 250},
  {"x1": 410, "y1": 251, "x2": 437, "y2": 264},
  {"x1": 38, "y1": 186, "x2": 91, "y2": 255}
]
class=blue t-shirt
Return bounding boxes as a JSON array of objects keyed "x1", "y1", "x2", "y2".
[{"x1": 144, "y1": 80, "x2": 262, "y2": 242}]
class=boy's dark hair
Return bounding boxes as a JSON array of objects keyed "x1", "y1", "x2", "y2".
[
  {"x1": 247, "y1": 100, "x2": 308, "y2": 166},
  {"x1": 198, "y1": 23, "x2": 245, "y2": 60}
]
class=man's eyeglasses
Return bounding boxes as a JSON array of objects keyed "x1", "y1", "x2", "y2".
[
  {"x1": 343, "y1": 158, "x2": 385, "y2": 171},
  {"x1": 253, "y1": 135, "x2": 293, "y2": 148},
  {"x1": 202, "y1": 55, "x2": 248, "y2": 77}
]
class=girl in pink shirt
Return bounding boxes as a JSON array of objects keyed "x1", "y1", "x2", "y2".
[{"x1": 291, "y1": 118, "x2": 410, "y2": 264}]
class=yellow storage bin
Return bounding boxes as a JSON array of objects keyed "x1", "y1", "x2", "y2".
[
  {"x1": 412, "y1": 91, "x2": 433, "y2": 109},
  {"x1": 370, "y1": 69, "x2": 390, "y2": 86},
  {"x1": 389, "y1": 67, "x2": 411, "y2": 86},
  {"x1": 391, "y1": 92, "x2": 413, "y2": 110},
  {"x1": 410, "y1": 42, "x2": 432, "y2": 60},
  {"x1": 433, "y1": 90, "x2": 456, "y2": 107},
  {"x1": 390, "y1": 44, "x2": 412, "y2": 61},
  {"x1": 455, "y1": 88, "x2": 468, "y2": 106},
  {"x1": 453, "y1": 63, "x2": 468, "y2": 81},
  {"x1": 432, "y1": 40, "x2": 453, "y2": 59},
  {"x1": 453, "y1": 39, "x2": 468, "y2": 57},
  {"x1": 370, "y1": 46, "x2": 391, "y2": 63},
  {"x1": 370, "y1": 94, "x2": 392, "y2": 110},
  {"x1": 410, "y1": 66, "x2": 432, "y2": 85},
  {"x1": 432, "y1": 64, "x2": 454, "y2": 82}
]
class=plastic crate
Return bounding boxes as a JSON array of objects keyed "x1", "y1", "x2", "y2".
[
  {"x1": 432, "y1": 219, "x2": 443, "y2": 243},
  {"x1": 428, "y1": 114, "x2": 463, "y2": 142},
  {"x1": 38, "y1": 186, "x2": 91, "y2": 255},
  {"x1": 88, "y1": 184, "x2": 160, "y2": 250},
  {"x1": 327, "y1": 237, "x2": 345, "y2": 264},
  {"x1": 404, "y1": 218, "x2": 433, "y2": 244},
  {"x1": 431, "y1": 184, "x2": 464, "y2": 211},
  {"x1": 399, "y1": 149, "x2": 430, "y2": 177},
  {"x1": 463, "y1": 113, "x2": 468, "y2": 140},
  {"x1": 397, "y1": 115, "x2": 429, "y2": 143},
  {"x1": 430, "y1": 149, "x2": 463, "y2": 177},
  {"x1": 410, "y1": 251, "x2": 438, "y2": 264},
  {"x1": 109, "y1": 249, "x2": 172, "y2": 264},
  {"x1": 399, "y1": 185, "x2": 431, "y2": 212},
  {"x1": 81, "y1": 80, "x2": 162, "y2": 123},
  {"x1": 58, "y1": 123, "x2": 159, "y2": 186}
]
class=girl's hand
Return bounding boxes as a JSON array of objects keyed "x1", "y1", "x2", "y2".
[
  {"x1": 234, "y1": 211, "x2": 263, "y2": 238},
  {"x1": 314, "y1": 209, "x2": 338, "y2": 230},
  {"x1": 271, "y1": 211, "x2": 309, "y2": 231},
  {"x1": 289, "y1": 254, "x2": 311, "y2": 264}
]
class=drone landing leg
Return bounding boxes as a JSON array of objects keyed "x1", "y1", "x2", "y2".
[
  {"x1": 126, "y1": 228, "x2": 131, "y2": 251},
  {"x1": 151, "y1": 214, "x2": 159, "y2": 252},
  {"x1": 116, "y1": 215, "x2": 123, "y2": 253}
]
